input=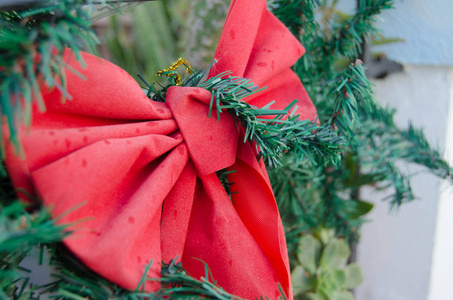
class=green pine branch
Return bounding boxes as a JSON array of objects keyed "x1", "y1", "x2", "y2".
[
  {"x1": 41, "y1": 244, "x2": 239, "y2": 300},
  {"x1": 271, "y1": 0, "x2": 326, "y2": 100},
  {"x1": 198, "y1": 71, "x2": 345, "y2": 167},
  {"x1": 155, "y1": 258, "x2": 244, "y2": 300},
  {"x1": 0, "y1": 0, "x2": 110, "y2": 175},
  {"x1": 363, "y1": 105, "x2": 453, "y2": 180},
  {"x1": 354, "y1": 104, "x2": 453, "y2": 206},
  {"x1": 270, "y1": 0, "x2": 322, "y2": 37},
  {"x1": 269, "y1": 0, "x2": 452, "y2": 246},
  {"x1": 328, "y1": 0, "x2": 394, "y2": 59},
  {"x1": 326, "y1": 59, "x2": 375, "y2": 146},
  {"x1": 0, "y1": 203, "x2": 244, "y2": 299},
  {"x1": 272, "y1": 0, "x2": 394, "y2": 102},
  {"x1": 0, "y1": 203, "x2": 70, "y2": 299},
  {"x1": 269, "y1": 153, "x2": 372, "y2": 244},
  {"x1": 140, "y1": 65, "x2": 345, "y2": 168},
  {"x1": 268, "y1": 58, "x2": 379, "y2": 241}
]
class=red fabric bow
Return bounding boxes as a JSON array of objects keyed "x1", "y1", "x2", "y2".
[{"x1": 5, "y1": 0, "x2": 316, "y2": 299}]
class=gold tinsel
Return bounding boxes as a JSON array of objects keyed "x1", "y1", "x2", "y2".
[{"x1": 156, "y1": 58, "x2": 193, "y2": 86}]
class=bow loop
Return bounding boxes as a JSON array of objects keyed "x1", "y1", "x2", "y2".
[
  {"x1": 209, "y1": 0, "x2": 305, "y2": 87},
  {"x1": 166, "y1": 87, "x2": 238, "y2": 176},
  {"x1": 4, "y1": 0, "x2": 318, "y2": 298}
]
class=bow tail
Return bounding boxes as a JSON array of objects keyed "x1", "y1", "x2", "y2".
[
  {"x1": 181, "y1": 173, "x2": 285, "y2": 299},
  {"x1": 228, "y1": 139, "x2": 293, "y2": 299}
]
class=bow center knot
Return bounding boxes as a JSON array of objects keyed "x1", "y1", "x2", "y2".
[{"x1": 166, "y1": 86, "x2": 239, "y2": 176}]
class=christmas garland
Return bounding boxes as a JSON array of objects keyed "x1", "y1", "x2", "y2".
[
  {"x1": 1, "y1": 0, "x2": 339, "y2": 298},
  {"x1": 2, "y1": 1, "x2": 453, "y2": 300}
]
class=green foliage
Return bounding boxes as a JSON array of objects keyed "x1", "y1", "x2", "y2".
[
  {"x1": 328, "y1": 0, "x2": 393, "y2": 59},
  {"x1": 0, "y1": 0, "x2": 103, "y2": 170},
  {"x1": 356, "y1": 105, "x2": 453, "y2": 206},
  {"x1": 270, "y1": 0, "x2": 321, "y2": 37},
  {"x1": 155, "y1": 258, "x2": 244, "y2": 299},
  {"x1": 280, "y1": 0, "x2": 393, "y2": 97},
  {"x1": 198, "y1": 71, "x2": 344, "y2": 167},
  {"x1": 0, "y1": 203, "x2": 69, "y2": 299},
  {"x1": 142, "y1": 62, "x2": 344, "y2": 168},
  {"x1": 291, "y1": 230, "x2": 363, "y2": 300},
  {"x1": 39, "y1": 248, "x2": 242, "y2": 299},
  {"x1": 101, "y1": 0, "x2": 227, "y2": 81},
  {"x1": 325, "y1": 60, "x2": 375, "y2": 146},
  {"x1": 270, "y1": 0, "x2": 453, "y2": 246},
  {"x1": 1, "y1": 0, "x2": 453, "y2": 298},
  {"x1": 0, "y1": 204, "x2": 243, "y2": 299},
  {"x1": 103, "y1": 1, "x2": 179, "y2": 82}
]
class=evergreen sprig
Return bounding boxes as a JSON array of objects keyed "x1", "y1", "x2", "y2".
[
  {"x1": 269, "y1": 153, "x2": 372, "y2": 244},
  {"x1": 273, "y1": 0, "x2": 394, "y2": 101},
  {"x1": 0, "y1": 203, "x2": 70, "y2": 299},
  {"x1": 327, "y1": 59, "x2": 375, "y2": 145},
  {"x1": 268, "y1": 59, "x2": 380, "y2": 241},
  {"x1": 328, "y1": 0, "x2": 393, "y2": 59},
  {"x1": 355, "y1": 104, "x2": 453, "y2": 206},
  {"x1": 270, "y1": 0, "x2": 321, "y2": 37},
  {"x1": 272, "y1": 0, "x2": 326, "y2": 100},
  {"x1": 0, "y1": 0, "x2": 105, "y2": 173},
  {"x1": 363, "y1": 105, "x2": 453, "y2": 180},
  {"x1": 154, "y1": 258, "x2": 243, "y2": 300},
  {"x1": 38, "y1": 245, "x2": 242, "y2": 300},
  {"x1": 270, "y1": 0, "x2": 453, "y2": 244},
  {"x1": 198, "y1": 71, "x2": 345, "y2": 167},
  {"x1": 0, "y1": 209, "x2": 244, "y2": 300}
]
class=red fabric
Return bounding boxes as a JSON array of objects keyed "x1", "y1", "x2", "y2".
[{"x1": 5, "y1": 0, "x2": 316, "y2": 299}]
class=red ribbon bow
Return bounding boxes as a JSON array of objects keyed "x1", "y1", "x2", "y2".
[{"x1": 6, "y1": 0, "x2": 316, "y2": 299}]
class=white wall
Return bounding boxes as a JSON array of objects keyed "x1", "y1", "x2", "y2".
[
  {"x1": 355, "y1": 66, "x2": 453, "y2": 300},
  {"x1": 430, "y1": 77, "x2": 453, "y2": 299},
  {"x1": 372, "y1": 0, "x2": 453, "y2": 66},
  {"x1": 355, "y1": 0, "x2": 453, "y2": 299}
]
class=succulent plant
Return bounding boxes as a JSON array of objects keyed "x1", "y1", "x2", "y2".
[{"x1": 291, "y1": 230, "x2": 363, "y2": 300}]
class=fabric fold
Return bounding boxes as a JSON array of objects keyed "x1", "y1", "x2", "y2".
[
  {"x1": 166, "y1": 87, "x2": 238, "y2": 176},
  {"x1": 5, "y1": 0, "x2": 317, "y2": 299}
]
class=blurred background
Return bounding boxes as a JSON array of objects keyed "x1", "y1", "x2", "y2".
[
  {"x1": 92, "y1": 0, "x2": 228, "y2": 85},
  {"x1": 352, "y1": 1, "x2": 453, "y2": 299}
]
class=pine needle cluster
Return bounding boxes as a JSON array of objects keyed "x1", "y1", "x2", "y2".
[
  {"x1": 0, "y1": 203, "x2": 243, "y2": 299},
  {"x1": 141, "y1": 64, "x2": 345, "y2": 168},
  {"x1": 270, "y1": 0, "x2": 453, "y2": 246},
  {"x1": 0, "y1": 0, "x2": 102, "y2": 175},
  {"x1": 198, "y1": 71, "x2": 344, "y2": 167}
]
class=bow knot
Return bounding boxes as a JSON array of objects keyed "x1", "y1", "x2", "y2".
[
  {"x1": 5, "y1": 0, "x2": 318, "y2": 298},
  {"x1": 166, "y1": 87, "x2": 238, "y2": 176}
]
